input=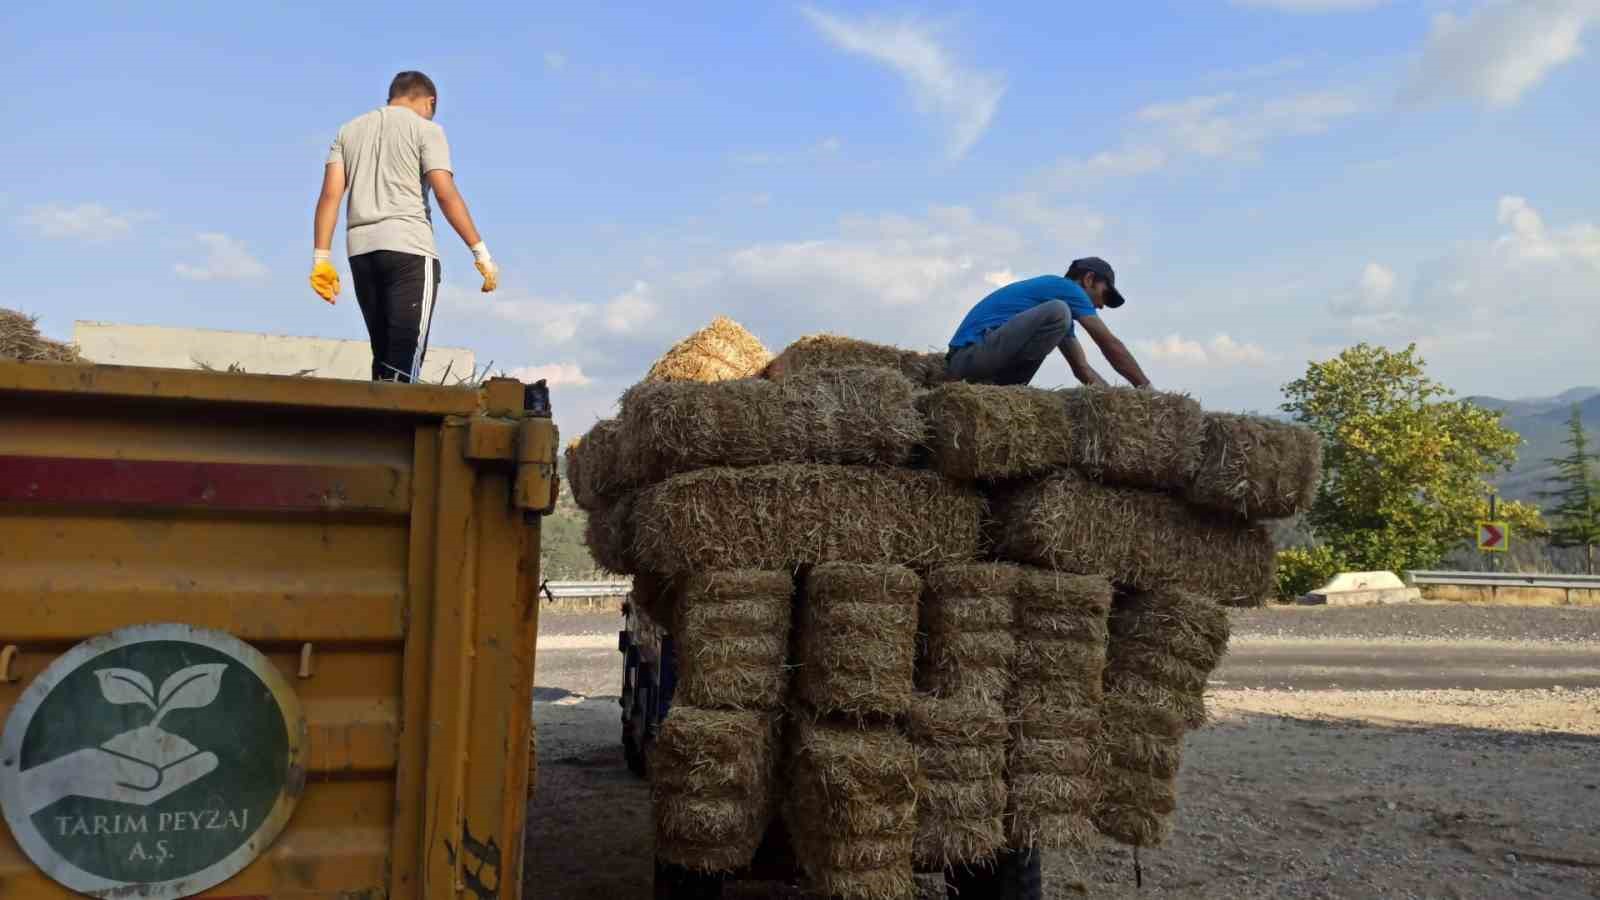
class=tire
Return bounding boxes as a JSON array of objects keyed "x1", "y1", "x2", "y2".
[{"x1": 654, "y1": 860, "x2": 725, "y2": 900}]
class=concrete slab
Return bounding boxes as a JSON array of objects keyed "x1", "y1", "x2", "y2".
[
  {"x1": 1300, "y1": 587, "x2": 1422, "y2": 606},
  {"x1": 1315, "y1": 571, "x2": 1407, "y2": 593}
]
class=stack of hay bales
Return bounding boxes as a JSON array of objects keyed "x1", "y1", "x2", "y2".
[
  {"x1": 569, "y1": 321, "x2": 985, "y2": 893},
  {"x1": 920, "y1": 380, "x2": 1318, "y2": 857},
  {"x1": 787, "y1": 563, "x2": 924, "y2": 898},
  {"x1": 573, "y1": 321, "x2": 1322, "y2": 886},
  {"x1": 1006, "y1": 570, "x2": 1112, "y2": 850},
  {"x1": 0, "y1": 309, "x2": 79, "y2": 362},
  {"x1": 1094, "y1": 589, "x2": 1229, "y2": 848}
]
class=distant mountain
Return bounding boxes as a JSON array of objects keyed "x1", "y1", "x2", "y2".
[{"x1": 1468, "y1": 387, "x2": 1600, "y2": 504}]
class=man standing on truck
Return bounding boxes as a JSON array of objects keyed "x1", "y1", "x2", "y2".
[
  {"x1": 946, "y1": 258, "x2": 1152, "y2": 389},
  {"x1": 309, "y1": 71, "x2": 499, "y2": 382}
]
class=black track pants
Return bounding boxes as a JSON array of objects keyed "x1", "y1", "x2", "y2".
[{"x1": 350, "y1": 250, "x2": 440, "y2": 382}]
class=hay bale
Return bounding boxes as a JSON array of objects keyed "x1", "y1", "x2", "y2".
[
  {"x1": 994, "y1": 471, "x2": 1276, "y2": 606},
  {"x1": 644, "y1": 315, "x2": 772, "y2": 384},
  {"x1": 917, "y1": 383, "x2": 1073, "y2": 482},
  {"x1": 632, "y1": 465, "x2": 983, "y2": 576},
  {"x1": 0, "y1": 309, "x2": 79, "y2": 362},
  {"x1": 786, "y1": 718, "x2": 919, "y2": 900},
  {"x1": 583, "y1": 493, "x2": 638, "y2": 576},
  {"x1": 797, "y1": 563, "x2": 921, "y2": 719},
  {"x1": 653, "y1": 707, "x2": 779, "y2": 872},
  {"x1": 1061, "y1": 386, "x2": 1204, "y2": 490},
  {"x1": 674, "y1": 571, "x2": 794, "y2": 711},
  {"x1": 1092, "y1": 767, "x2": 1178, "y2": 848},
  {"x1": 1006, "y1": 773, "x2": 1099, "y2": 850},
  {"x1": 920, "y1": 564, "x2": 1021, "y2": 704},
  {"x1": 765, "y1": 334, "x2": 951, "y2": 389},
  {"x1": 906, "y1": 695, "x2": 1008, "y2": 869},
  {"x1": 568, "y1": 419, "x2": 635, "y2": 510},
  {"x1": 1186, "y1": 412, "x2": 1323, "y2": 520},
  {"x1": 1105, "y1": 589, "x2": 1228, "y2": 725},
  {"x1": 618, "y1": 367, "x2": 924, "y2": 483}
]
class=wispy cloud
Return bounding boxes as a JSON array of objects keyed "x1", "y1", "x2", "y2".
[
  {"x1": 505, "y1": 362, "x2": 590, "y2": 387},
  {"x1": 173, "y1": 233, "x2": 267, "y2": 281},
  {"x1": 1043, "y1": 146, "x2": 1169, "y2": 189},
  {"x1": 730, "y1": 137, "x2": 843, "y2": 167},
  {"x1": 1137, "y1": 333, "x2": 1271, "y2": 367},
  {"x1": 801, "y1": 8, "x2": 1005, "y2": 160},
  {"x1": 544, "y1": 51, "x2": 568, "y2": 71},
  {"x1": 1138, "y1": 90, "x2": 1363, "y2": 160},
  {"x1": 1405, "y1": 0, "x2": 1599, "y2": 108},
  {"x1": 19, "y1": 203, "x2": 148, "y2": 241}
]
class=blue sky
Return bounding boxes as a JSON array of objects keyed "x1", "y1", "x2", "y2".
[{"x1": 5, "y1": 0, "x2": 1599, "y2": 439}]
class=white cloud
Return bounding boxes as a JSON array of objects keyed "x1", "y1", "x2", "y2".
[
  {"x1": 1137, "y1": 333, "x2": 1271, "y2": 367},
  {"x1": 802, "y1": 8, "x2": 1005, "y2": 160},
  {"x1": 1044, "y1": 146, "x2": 1169, "y2": 188},
  {"x1": 173, "y1": 233, "x2": 267, "y2": 281},
  {"x1": 20, "y1": 203, "x2": 145, "y2": 240},
  {"x1": 1492, "y1": 195, "x2": 1600, "y2": 267},
  {"x1": 1231, "y1": 0, "x2": 1388, "y2": 10},
  {"x1": 603, "y1": 281, "x2": 657, "y2": 334},
  {"x1": 1406, "y1": 0, "x2": 1599, "y2": 108},
  {"x1": 730, "y1": 137, "x2": 846, "y2": 167},
  {"x1": 544, "y1": 51, "x2": 568, "y2": 71},
  {"x1": 505, "y1": 362, "x2": 590, "y2": 387},
  {"x1": 1138, "y1": 90, "x2": 1363, "y2": 160}
]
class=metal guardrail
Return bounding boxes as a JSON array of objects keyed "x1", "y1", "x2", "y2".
[
  {"x1": 543, "y1": 579, "x2": 631, "y2": 600},
  {"x1": 1406, "y1": 570, "x2": 1600, "y2": 591}
]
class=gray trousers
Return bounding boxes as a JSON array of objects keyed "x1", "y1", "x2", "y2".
[{"x1": 946, "y1": 300, "x2": 1071, "y2": 386}]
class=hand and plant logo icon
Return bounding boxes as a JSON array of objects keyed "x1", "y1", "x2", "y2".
[{"x1": 96, "y1": 664, "x2": 226, "y2": 728}]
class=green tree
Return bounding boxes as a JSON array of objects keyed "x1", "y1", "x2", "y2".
[
  {"x1": 1281, "y1": 343, "x2": 1543, "y2": 573},
  {"x1": 1538, "y1": 404, "x2": 1600, "y2": 574}
]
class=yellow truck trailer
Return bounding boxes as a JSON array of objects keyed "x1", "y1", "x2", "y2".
[{"x1": 0, "y1": 359, "x2": 556, "y2": 899}]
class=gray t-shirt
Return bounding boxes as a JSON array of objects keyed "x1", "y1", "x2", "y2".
[{"x1": 328, "y1": 105, "x2": 452, "y2": 259}]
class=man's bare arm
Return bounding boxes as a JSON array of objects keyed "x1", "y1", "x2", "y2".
[
  {"x1": 1059, "y1": 335, "x2": 1108, "y2": 386},
  {"x1": 1077, "y1": 316, "x2": 1152, "y2": 388},
  {"x1": 313, "y1": 162, "x2": 345, "y2": 251},
  {"x1": 426, "y1": 170, "x2": 483, "y2": 248}
]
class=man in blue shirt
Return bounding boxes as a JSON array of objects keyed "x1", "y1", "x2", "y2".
[{"x1": 946, "y1": 257, "x2": 1152, "y2": 389}]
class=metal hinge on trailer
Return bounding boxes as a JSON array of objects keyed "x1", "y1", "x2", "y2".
[{"x1": 461, "y1": 377, "x2": 561, "y2": 515}]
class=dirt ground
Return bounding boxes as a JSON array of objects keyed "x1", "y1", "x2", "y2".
[{"x1": 523, "y1": 605, "x2": 1600, "y2": 899}]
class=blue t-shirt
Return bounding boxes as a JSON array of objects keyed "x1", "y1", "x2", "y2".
[{"x1": 948, "y1": 275, "x2": 1098, "y2": 350}]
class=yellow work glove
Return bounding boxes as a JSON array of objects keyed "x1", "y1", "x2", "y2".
[
  {"x1": 471, "y1": 242, "x2": 499, "y2": 293},
  {"x1": 310, "y1": 251, "x2": 340, "y2": 304}
]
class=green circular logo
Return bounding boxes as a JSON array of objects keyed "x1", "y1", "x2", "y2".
[{"x1": 1, "y1": 625, "x2": 307, "y2": 898}]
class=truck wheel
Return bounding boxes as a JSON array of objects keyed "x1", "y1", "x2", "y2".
[{"x1": 654, "y1": 860, "x2": 725, "y2": 899}]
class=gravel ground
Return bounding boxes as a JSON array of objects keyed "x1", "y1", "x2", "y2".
[
  {"x1": 526, "y1": 603, "x2": 1600, "y2": 899},
  {"x1": 1229, "y1": 603, "x2": 1600, "y2": 644}
]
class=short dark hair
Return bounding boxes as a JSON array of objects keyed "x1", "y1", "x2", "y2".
[
  {"x1": 388, "y1": 71, "x2": 437, "y2": 101},
  {"x1": 1065, "y1": 263, "x2": 1103, "y2": 285}
]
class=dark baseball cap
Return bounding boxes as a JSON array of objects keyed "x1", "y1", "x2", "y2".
[{"x1": 1068, "y1": 257, "x2": 1125, "y2": 308}]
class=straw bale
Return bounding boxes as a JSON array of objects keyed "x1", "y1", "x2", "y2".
[
  {"x1": 675, "y1": 570, "x2": 793, "y2": 632},
  {"x1": 620, "y1": 368, "x2": 925, "y2": 483},
  {"x1": 916, "y1": 745, "x2": 1007, "y2": 782},
  {"x1": 1093, "y1": 767, "x2": 1179, "y2": 849},
  {"x1": 797, "y1": 564, "x2": 920, "y2": 718},
  {"x1": 1007, "y1": 774, "x2": 1100, "y2": 850},
  {"x1": 0, "y1": 309, "x2": 79, "y2": 362},
  {"x1": 1013, "y1": 569, "x2": 1114, "y2": 624},
  {"x1": 922, "y1": 563, "x2": 1021, "y2": 632},
  {"x1": 917, "y1": 383, "x2": 1073, "y2": 482},
  {"x1": 1099, "y1": 725, "x2": 1183, "y2": 779},
  {"x1": 1092, "y1": 805, "x2": 1171, "y2": 849},
  {"x1": 643, "y1": 315, "x2": 772, "y2": 384},
  {"x1": 1012, "y1": 640, "x2": 1108, "y2": 686},
  {"x1": 1110, "y1": 589, "x2": 1230, "y2": 664},
  {"x1": 914, "y1": 815, "x2": 1006, "y2": 872},
  {"x1": 803, "y1": 835, "x2": 916, "y2": 873},
  {"x1": 787, "y1": 717, "x2": 921, "y2": 808},
  {"x1": 1102, "y1": 679, "x2": 1205, "y2": 735},
  {"x1": 926, "y1": 632, "x2": 1016, "y2": 672},
  {"x1": 584, "y1": 494, "x2": 638, "y2": 576},
  {"x1": 1061, "y1": 386, "x2": 1204, "y2": 490},
  {"x1": 764, "y1": 334, "x2": 952, "y2": 389},
  {"x1": 994, "y1": 472, "x2": 1277, "y2": 605},
  {"x1": 905, "y1": 694, "x2": 1008, "y2": 747},
  {"x1": 652, "y1": 707, "x2": 778, "y2": 871},
  {"x1": 1011, "y1": 687, "x2": 1102, "y2": 742},
  {"x1": 1008, "y1": 738, "x2": 1096, "y2": 777},
  {"x1": 921, "y1": 778, "x2": 1008, "y2": 820},
  {"x1": 1186, "y1": 412, "x2": 1323, "y2": 521},
  {"x1": 632, "y1": 465, "x2": 983, "y2": 575},
  {"x1": 672, "y1": 571, "x2": 794, "y2": 710},
  {"x1": 568, "y1": 419, "x2": 634, "y2": 510}
]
